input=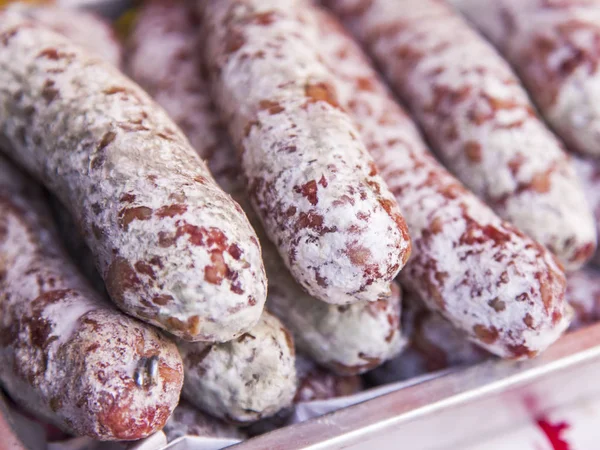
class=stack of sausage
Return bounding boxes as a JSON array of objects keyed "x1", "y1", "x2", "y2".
[{"x1": 1, "y1": 0, "x2": 600, "y2": 445}]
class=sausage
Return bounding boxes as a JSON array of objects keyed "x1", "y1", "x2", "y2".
[
  {"x1": 0, "y1": 156, "x2": 184, "y2": 440},
  {"x1": 0, "y1": 11, "x2": 267, "y2": 342},
  {"x1": 125, "y1": 0, "x2": 217, "y2": 159},
  {"x1": 14, "y1": 5, "x2": 124, "y2": 298},
  {"x1": 49, "y1": 197, "x2": 108, "y2": 297},
  {"x1": 372, "y1": 267, "x2": 593, "y2": 384},
  {"x1": 127, "y1": 0, "x2": 405, "y2": 375},
  {"x1": 48, "y1": 196, "x2": 296, "y2": 425},
  {"x1": 566, "y1": 267, "x2": 600, "y2": 330},
  {"x1": 163, "y1": 401, "x2": 246, "y2": 443},
  {"x1": 308, "y1": 4, "x2": 570, "y2": 358},
  {"x1": 572, "y1": 155, "x2": 600, "y2": 265},
  {"x1": 178, "y1": 311, "x2": 297, "y2": 424},
  {"x1": 43, "y1": 213, "x2": 296, "y2": 423},
  {"x1": 197, "y1": 0, "x2": 412, "y2": 304},
  {"x1": 266, "y1": 269, "x2": 404, "y2": 375},
  {"x1": 368, "y1": 290, "x2": 489, "y2": 385},
  {"x1": 325, "y1": 0, "x2": 596, "y2": 271},
  {"x1": 452, "y1": 0, "x2": 600, "y2": 160},
  {"x1": 294, "y1": 354, "x2": 363, "y2": 402},
  {"x1": 245, "y1": 353, "x2": 363, "y2": 436},
  {"x1": 6, "y1": 3, "x2": 121, "y2": 67},
  {"x1": 49, "y1": 214, "x2": 297, "y2": 427}
]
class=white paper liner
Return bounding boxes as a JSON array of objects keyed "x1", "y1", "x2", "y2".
[{"x1": 287, "y1": 370, "x2": 446, "y2": 425}]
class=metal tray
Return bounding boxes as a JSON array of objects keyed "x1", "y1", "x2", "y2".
[{"x1": 232, "y1": 323, "x2": 600, "y2": 449}]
